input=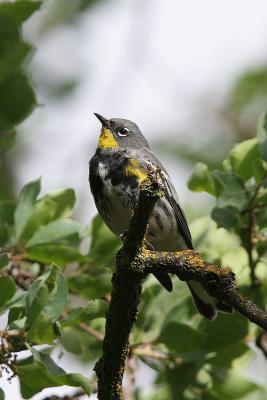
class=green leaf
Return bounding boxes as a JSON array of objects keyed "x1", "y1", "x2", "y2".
[
  {"x1": 25, "y1": 243, "x2": 87, "y2": 265},
  {"x1": 190, "y1": 165, "x2": 250, "y2": 209},
  {"x1": 14, "y1": 179, "x2": 41, "y2": 240},
  {"x1": 0, "y1": 12, "x2": 27, "y2": 83},
  {"x1": 8, "y1": 306, "x2": 26, "y2": 325},
  {"x1": 61, "y1": 299, "x2": 108, "y2": 327},
  {"x1": 210, "y1": 370, "x2": 265, "y2": 399},
  {"x1": 0, "y1": 291, "x2": 26, "y2": 315},
  {"x1": 89, "y1": 215, "x2": 120, "y2": 267},
  {"x1": 256, "y1": 207, "x2": 267, "y2": 230},
  {"x1": 26, "y1": 283, "x2": 49, "y2": 326},
  {"x1": 0, "y1": 129, "x2": 16, "y2": 151},
  {"x1": 159, "y1": 322, "x2": 203, "y2": 353},
  {"x1": 25, "y1": 218, "x2": 81, "y2": 248},
  {"x1": 230, "y1": 69, "x2": 267, "y2": 112},
  {"x1": 0, "y1": 200, "x2": 15, "y2": 225},
  {"x1": 26, "y1": 265, "x2": 68, "y2": 343},
  {"x1": 257, "y1": 110, "x2": 267, "y2": 161},
  {"x1": 136, "y1": 282, "x2": 191, "y2": 343},
  {"x1": 258, "y1": 189, "x2": 267, "y2": 206},
  {"x1": 21, "y1": 189, "x2": 76, "y2": 241},
  {"x1": 0, "y1": 276, "x2": 16, "y2": 309},
  {"x1": 0, "y1": 39, "x2": 31, "y2": 86},
  {"x1": 162, "y1": 362, "x2": 202, "y2": 397},
  {"x1": 226, "y1": 138, "x2": 260, "y2": 181},
  {"x1": 0, "y1": 1, "x2": 42, "y2": 24},
  {"x1": 0, "y1": 388, "x2": 4, "y2": 400},
  {"x1": 0, "y1": 2, "x2": 39, "y2": 138},
  {"x1": 188, "y1": 162, "x2": 216, "y2": 195},
  {"x1": 26, "y1": 266, "x2": 67, "y2": 320},
  {"x1": 0, "y1": 71, "x2": 36, "y2": 130},
  {"x1": 253, "y1": 158, "x2": 267, "y2": 184},
  {"x1": 210, "y1": 341, "x2": 250, "y2": 367},
  {"x1": 0, "y1": 200, "x2": 15, "y2": 246},
  {"x1": 69, "y1": 271, "x2": 112, "y2": 300},
  {"x1": 17, "y1": 349, "x2": 91, "y2": 399},
  {"x1": 211, "y1": 206, "x2": 241, "y2": 231},
  {"x1": 252, "y1": 158, "x2": 267, "y2": 184},
  {"x1": 0, "y1": 253, "x2": 9, "y2": 269},
  {"x1": 212, "y1": 170, "x2": 248, "y2": 210},
  {"x1": 61, "y1": 325, "x2": 102, "y2": 361},
  {"x1": 199, "y1": 312, "x2": 248, "y2": 351}
]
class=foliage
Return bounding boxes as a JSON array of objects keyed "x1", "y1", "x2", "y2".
[
  {"x1": 0, "y1": 0, "x2": 41, "y2": 150},
  {"x1": 189, "y1": 111, "x2": 267, "y2": 286},
  {"x1": 0, "y1": 178, "x2": 116, "y2": 397},
  {"x1": 0, "y1": 0, "x2": 41, "y2": 201},
  {"x1": 230, "y1": 68, "x2": 267, "y2": 114}
]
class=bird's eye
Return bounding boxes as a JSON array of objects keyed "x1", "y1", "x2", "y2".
[{"x1": 117, "y1": 128, "x2": 129, "y2": 137}]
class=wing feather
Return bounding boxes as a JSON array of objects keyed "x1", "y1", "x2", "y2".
[
  {"x1": 132, "y1": 148, "x2": 194, "y2": 250},
  {"x1": 163, "y1": 175, "x2": 194, "y2": 249}
]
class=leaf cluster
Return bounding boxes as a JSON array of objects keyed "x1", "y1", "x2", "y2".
[
  {"x1": 0, "y1": 178, "x2": 119, "y2": 398},
  {"x1": 189, "y1": 111, "x2": 267, "y2": 281},
  {"x1": 0, "y1": 0, "x2": 42, "y2": 151}
]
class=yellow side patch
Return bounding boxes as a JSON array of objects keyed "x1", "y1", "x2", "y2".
[
  {"x1": 98, "y1": 128, "x2": 118, "y2": 149},
  {"x1": 125, "y1": 159, "x2": 147, "y2": 182}
]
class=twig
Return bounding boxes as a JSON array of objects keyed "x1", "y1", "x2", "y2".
[
  {"x1": 132, "y1": 343, "x2": 182, "y2": 364},
  {"x1": 8, "y1": 266, "x2": 34, "y2": 290},
  {"x1": 78, "y1": 322, "x2": 104, "y2": 342},
  {"x1": 246, "y1": 208, "x2": 260, "y2": 288},
  {"x1": 61, "y1": 311, "x2": 104, "y2": 342},
  {"x1": 0, "y1": 331, "x2": 18, "y2": 380},
  {"x1": 242, "y1": 173, "x2": 267, "y2": 288}
]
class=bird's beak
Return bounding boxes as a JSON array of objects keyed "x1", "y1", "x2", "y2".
[{"x1": 94, "y1": 113, "x2": 110, "y2": 128}]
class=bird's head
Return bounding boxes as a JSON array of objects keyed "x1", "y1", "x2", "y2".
[{"x1": 94, "y1": 113, "x2": 150, "y2": 150}]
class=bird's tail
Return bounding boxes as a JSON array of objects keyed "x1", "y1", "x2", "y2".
[
  {"x1": 153, "y1": 271, "x2": 173, "y2": 292},
  {"x1": 187, "y1": 280, "x2": 233, "y2": 320},
  {"x1": 153, "y1": 273, "x2": 233, "y2": 320}
]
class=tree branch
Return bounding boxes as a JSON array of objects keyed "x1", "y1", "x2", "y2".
[
  {"x1": 142, "y1": 249, "x2": 267, "y2": 330},
  {"x1": 94, "y1": 175, "x2": 267, "y2": 399},
  {"x1": 94, "y1": 178, "x2": 162, "y2": 400}
]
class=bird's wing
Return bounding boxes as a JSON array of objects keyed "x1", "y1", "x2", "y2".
[
  {"x1": 129, "y1": 148, "x2": 194, "y2": 250},
  {"x1": 162, "y1": 171, "x2": 193, "y2": 249}
]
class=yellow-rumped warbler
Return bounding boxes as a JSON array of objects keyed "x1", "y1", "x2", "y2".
[{"x1": 89, "y1": 113, "x2": 233, "y2": 320}]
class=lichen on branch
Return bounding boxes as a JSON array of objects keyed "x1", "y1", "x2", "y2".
[{"x1": 95, "y1": 173, "x2": 267, "y2": 400}]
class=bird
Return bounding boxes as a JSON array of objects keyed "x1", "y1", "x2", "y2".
[{"x1": 89, "y1": 113, "x2": 233, "y2": 320}]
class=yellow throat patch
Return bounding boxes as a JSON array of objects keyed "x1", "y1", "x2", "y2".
[
  {"x1": 125, "y1": 159, "x2": 147, "y2": 182},
  {"x1": 98, "y1": 128, "x2": 118, "y2": 149}
]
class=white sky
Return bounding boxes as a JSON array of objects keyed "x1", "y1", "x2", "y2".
[{"x1": 3, "y1": 0, "x2": 267, "y2": 398}]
